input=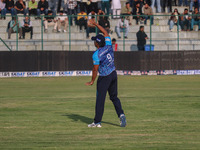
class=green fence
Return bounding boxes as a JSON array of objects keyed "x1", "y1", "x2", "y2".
[{"x1": 0, "y1": 14, "x2": 199, "y2": 51}]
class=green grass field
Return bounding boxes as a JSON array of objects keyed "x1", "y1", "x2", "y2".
[{"x1": 0, "y1": 76, "x2": 200, "y2": 150}]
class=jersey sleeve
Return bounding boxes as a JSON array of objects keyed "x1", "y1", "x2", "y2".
[
  {"x1": 92, "y1": 51, "x2": 100, "y2": 65},
  {"x1": 105, "y1": 37, "x2": 112, "y2": 46}
]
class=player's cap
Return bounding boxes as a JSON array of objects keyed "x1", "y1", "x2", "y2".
[{"x1": 91, "y1": 34, "x2": 105, "y2": 45}]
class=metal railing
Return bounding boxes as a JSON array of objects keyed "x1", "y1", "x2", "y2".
[
  {"x1": 0, "y1": 37, "x2": 12, "y2": 51},
  {"x1": 0, "y1": 14, "x2": 199, "y2": 51}
]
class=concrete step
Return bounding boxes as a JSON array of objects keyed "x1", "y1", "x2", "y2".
[
  {"x1": 1, "y1": 30, "x2": 199, "y2": 41},
  {"x1": 1, "y1": 24, "x2": 199, "y2": 36},
  {"x1": 10, "y1": 45, "x2": 37, "y2": 51},
  {"x1": 2, "y1": 39, "x2": 200, "y2": 46},
  {"x1": 1, "y1": 38, "x2": 200, "y2": 51},
  {"x1": 2, "y1": 43, "x2": 198, "y2": 51}
]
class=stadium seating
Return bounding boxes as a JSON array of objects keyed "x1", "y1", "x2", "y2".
[{"x1": 0, "y1": 1, "x2": 200, "y2": 51}]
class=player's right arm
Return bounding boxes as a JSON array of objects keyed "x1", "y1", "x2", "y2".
[
  {"x1": 85, "y1": 65, "x2": 99, "y2": 86},
  {"x1": 91, "y1": 20, "x2": 109, "y2": 37}
]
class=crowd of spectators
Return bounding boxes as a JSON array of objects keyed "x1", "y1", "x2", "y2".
[
  {"x1": 0, "y1": 0, "x2": 200, "y2": 40},
  {"x1": 169, "y1": 7, "x2": 200, "y2": 31}
]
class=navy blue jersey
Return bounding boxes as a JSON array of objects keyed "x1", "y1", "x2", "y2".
[{"x1": 92, "y1": 37, "x2": 115, "y2": 76}]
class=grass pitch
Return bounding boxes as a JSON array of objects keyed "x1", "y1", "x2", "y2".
[{"x1": 0, "y1": 76, "x2": 200, "y2": 150}]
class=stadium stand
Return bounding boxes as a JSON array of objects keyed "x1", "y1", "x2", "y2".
[{"x1": 0, "y1": 0, "x2": 200, "y2": 51}]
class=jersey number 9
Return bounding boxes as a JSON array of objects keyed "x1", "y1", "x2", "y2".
[{"x1": 107, "y1": 53, "x2": 112, "y2": 62}]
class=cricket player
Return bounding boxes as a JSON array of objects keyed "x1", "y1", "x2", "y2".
[{"x1": 85, "y1": 20, "x2": 126, "y2": 128}]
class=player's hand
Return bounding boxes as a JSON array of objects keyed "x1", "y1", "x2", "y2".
[{"x1": 85, "y1": 81, "x2": 94, "y2": 86}]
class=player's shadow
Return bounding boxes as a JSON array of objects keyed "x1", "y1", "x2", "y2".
[{"x1": 62, "y1": 113, "x2": 119, "y2": 127}]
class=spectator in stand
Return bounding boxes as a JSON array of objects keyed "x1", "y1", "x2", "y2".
[
  {"x1": 151, "y1": 0, "x2": 161, "y2": 13},
  {"x1": 174, "y1": 0, "x2": 177, "y2": 6},
  {"x1": 48, "y1": 0, "x2": 57, "y2": 16},
  {"x1": 129, "y1": 0, "x2": 135, "y2": 8},
  {"x1": 79, "y1": 0, "x2": 88, "y2": 14},
  {"x1": 55, "y1": 0, "x2": 67, "y2": 13},
  {"x1": 139, "y1": 0, "x2": 144, "y2": 8},
  {"x1": 88, "y1": 10, "x2": 96, "y2": 20},
  {"x1": 8, "y1": 17, "x2": 22, "y2": 39},
  {"x1": 37, "y1": 0, "x2": 48, "y2": 19},
  {"x1": 143, "y1": 3, "x2": 154, "y2": 25},
  {"x1": 180, "y1": 8, "x2": 191, "y2": 31},
  {"x1": 191, "y1": 7, "x2": 200, "y2": 30},
  {"x1": 43, "y1": 10, "x2": 58, "y2": 33},
  {"x1": 112, "y1": 38, "x2": 118, "y2": 51},
  {"x1": 76, "y1": 0, "x2": 81, "y2": 13},
  {"x1": 98, "y1": 14, "x2": 111, "y2": 33},
  {"x1": 77, "y1": 9, "x2": 88, "y2": 32},
  {"x1": 139, "y1": 0, "x2": 144, "y2": 9},
  {"x1": 162, "y1": 0, "x2": 172, "y2": 13},
  {"x1": 101, "y1": 0, "x2": 110, "y2": 16},
  {"x1": 86, "y1": 15, "x2": 99, "y2": 38},
  {"x1": 88, "y1": 0, "x2": 99, "y2": 14},
  {"x1": 121, "y1": 2, "x2": 132, "y2": 25},
  {"x1": 22, "y1": 16, "x2": 33, "y2": 39},
  {"x1": 131, "y1": 0, "x2": 144, "y2": 13},
  {"x1": 111, "y1": 0, "x2": 121, "y2": 19},
  {"x1": 103, "y1": 16, "x2": 111, "y2": 33},
  {"x1": 57, "y1": 9, "x2": 68, "y2": 32},
  {"x1": 28, "y1": 0, "x2": 38, "y2": 16},
  {"x1": 144, "y1": 0, "x2": 151, "y2": 6},
  {"x1": 3, "y1": 0, "x2": 15, "y2": 18},
  {"x1": 179, "y1": 0, "x2": 188, "y2": 6},
  {"x1": 132, "y1": 2, "x2": 142, "y2": 25},
  {"x1": 57, "y1": 0, "x2": 65, "y2": 13},
  {"x1": 115, "y1": 16, "x2": 129, "y2": 39},
  {"x1": 14, "y1": 0, "x2": 28, "y2": 16},
  {"x1": 189, "y1": 0, "x2": 199, "y2": 12},
  {"x1": 169, "y1": 8, "x2": 181, "y2": 31},
  {"x1": 97, "y1": 8, "x2": 105, "y2": 21},
  {"x1": 98, "y1": 12, "x2": 104, "y2": 24},
  {"x1": 67, "y1": 0, "x2": 77, "y2": 26},
  {"x1": 136, "y1": 25, "x2": 148, "y2": 51},
  {"x1": 130, "y1": 0, "x2": 140, "y2": 8},
  {"x1": 0, "y1": 0, "x2": 6, "y2": 19}
]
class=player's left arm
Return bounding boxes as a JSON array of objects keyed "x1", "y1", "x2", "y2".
[{"x1": 85, "y1": 65, "x2": 99, "y2": 86}]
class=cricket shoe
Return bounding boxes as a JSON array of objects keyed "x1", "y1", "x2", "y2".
[
  {"x1": 120, "y1": 114, "x2": 126, "y2": 127},
  {"x1": 88, "y1": 122, "x2": 102, "y2": 128}
]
